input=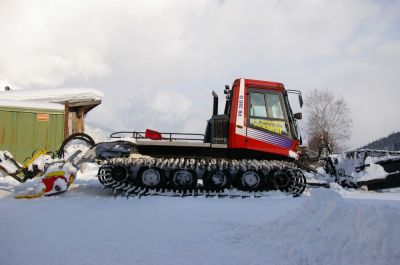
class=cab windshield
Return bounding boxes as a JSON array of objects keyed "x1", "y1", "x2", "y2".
[{"x1": 248, "y1": 91, "x2": 290, "y2": 137}]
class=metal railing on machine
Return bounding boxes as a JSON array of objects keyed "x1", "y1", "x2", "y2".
[{"x1": 110, "y1": 131, "x2": 205, "y2": 142}]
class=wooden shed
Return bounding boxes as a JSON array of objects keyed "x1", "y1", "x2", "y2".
[
  {"x1": 0, "y1": 100, "x2": 65, "y2": 161},
  {"x1": 0, "y1": 88, "x2": 102, "y2": 161}
]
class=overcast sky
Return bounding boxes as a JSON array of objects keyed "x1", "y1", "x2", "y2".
[{"x1": 0, "y1": 0, "x2": 399, "y2": 148}]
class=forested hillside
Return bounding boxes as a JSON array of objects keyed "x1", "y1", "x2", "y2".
[{"x1": 361, "y1": 132, "x2": 400, "y2": 151}]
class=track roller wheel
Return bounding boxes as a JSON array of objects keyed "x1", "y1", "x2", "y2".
[
  {"x1": 98, "y1": 165, "x2": 112, "y2": 185},
  {"x1": 170, "y1": 169, "x2": 197, "y2": 190},
  {"x1": 110, "y1": 165, "x2": 129, "y2": 183},
  {"x1": 203, "y1": 170, "x2": 231, "y2": 191},
  {"x1": 271, "y1": 169, "x2": 307, "y2": 197},
  {"x1": 235, "y1": 170, "x2": 265, "y2": 191},
  {"x1": 138, "y1": 167, "x2": 166, "y2": 189}
]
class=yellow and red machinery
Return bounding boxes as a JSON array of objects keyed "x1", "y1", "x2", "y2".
[{"x1": 0, "y1": 133, "x2": 95, "y2": 198}]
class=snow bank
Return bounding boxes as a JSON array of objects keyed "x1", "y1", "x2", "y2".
[
  {"x1": 1, "y1": 172, "x2": 400, "y2": 265},
  {"x1": 236, "y1": 189, "x2": 400, "y2": 265}
]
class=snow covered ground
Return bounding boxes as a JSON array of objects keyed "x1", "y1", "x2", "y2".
[{"x1": 1, "y1": 167, "x2": 400, "y2": 265}]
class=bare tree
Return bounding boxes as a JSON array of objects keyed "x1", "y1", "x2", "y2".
[{"x1": 305, "y1": 88, "x2": 352, "y2": 152}]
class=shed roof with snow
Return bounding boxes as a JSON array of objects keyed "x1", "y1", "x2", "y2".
[
  {"x1": 0, "y1": 88, "x2": 103, "y2": 160},
  {"x1": 0, "y1": 87, "x2": 103, "y2": 111}
]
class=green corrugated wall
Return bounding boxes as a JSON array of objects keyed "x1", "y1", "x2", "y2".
[{"x1": 0, "y1": 105, "x2": 64, "y2": 162}]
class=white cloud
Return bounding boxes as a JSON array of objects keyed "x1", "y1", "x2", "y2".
[
  {"x1": 150, "y1": 91, "x2": 191, "y2": 122},
  {"x1": 0, "y1": 1, "x2": 111, "y2": 87}
]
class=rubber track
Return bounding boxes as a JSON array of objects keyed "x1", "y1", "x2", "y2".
[{"x1": 98, "y1": 157, "x2": 307, "y2": 198}]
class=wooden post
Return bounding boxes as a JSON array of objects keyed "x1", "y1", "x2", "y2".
[
  {"x1": 64, "y1": 102, "x2": 69, "y2": 139},
  {"x1": 81, "y1": 110, "x2": 85, "y2": 133},
  {"x1": 77, "y1": 108, "x2": 84, "y2": 133}
]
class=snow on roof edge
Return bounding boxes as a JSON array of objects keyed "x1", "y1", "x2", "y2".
[
  {"x1": 0, "y1": 87, "x2": 103, "y2": 103},
  {"x1": 0, "y1": 99, "x2": 64, "y2": 111}
]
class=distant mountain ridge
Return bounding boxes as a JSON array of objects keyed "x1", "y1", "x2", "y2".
[{"x1": 360, "y1": 132, "x2": 400, "y2": 151}]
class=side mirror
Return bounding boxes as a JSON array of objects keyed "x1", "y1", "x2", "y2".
[
  {"x1": 298, "y1": 95, "x2": 303, "y2": 108},
  {"x1": 294, "y1": 112, "x2": 302, "y2": 120}
]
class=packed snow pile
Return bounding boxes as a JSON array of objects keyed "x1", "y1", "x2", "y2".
[
  {"x1": 332, "y1": 153, "x2": 388, "y2": 181},
  {"x1": 232, "y1": 189, "x2": 400, "y2": 265},
  {"x1": 0, "y1": 151, "x2": 19, "y2": 177},
  {"x1": 328, "y1": 150, "x2": 400, "y2": 181}
]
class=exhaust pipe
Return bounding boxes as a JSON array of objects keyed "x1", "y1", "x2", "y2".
[{"x1": 212, "y1": 91, "x2": 218, "y2": 116}]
